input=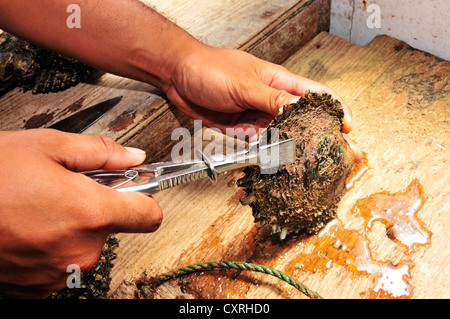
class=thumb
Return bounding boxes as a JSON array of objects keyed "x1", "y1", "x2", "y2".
[
  {"x1": 46, "y1": 130, "x2": 146, "y2": 171},
  {"x1": 247, "y1": 83, "x2": 299, "y2": 116},
  {"x1": 103, "y1": 188, "x2": 163, "y2": 233},
  {"x1": 73, "y1": 173, "x2": 163, "y2": 233}
]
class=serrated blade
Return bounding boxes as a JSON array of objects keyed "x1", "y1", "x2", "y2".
[{"x1": 158, "y1": 166, "x2": 211, "y2": 191}]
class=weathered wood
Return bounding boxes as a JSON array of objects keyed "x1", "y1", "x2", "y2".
[
  {"x1": 110, "y1": 32, "x2": 449, "y2": 299},
  {"x1": 2, "y1": 0, "x2": 447, "y2": 299},
  {"x1": 0, "y1": 0, "x2": 331, "y2": 298},
  {"x1": 240, "y1": 0, "x2": 322, "y2": 64}
]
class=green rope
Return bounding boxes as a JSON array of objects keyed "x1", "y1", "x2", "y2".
[{"x1": 147, "y1": 261, "x2": 323, "y2": 299}]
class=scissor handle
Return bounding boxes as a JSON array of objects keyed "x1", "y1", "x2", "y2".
[
  {"x1": 81, "y1": 160, "x2": 208, "y2": 194},
  {"x1": 82, "y1": 169, "x2": 139, "y2": 188}
]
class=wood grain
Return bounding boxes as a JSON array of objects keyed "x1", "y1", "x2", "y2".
[
  {"x1": 0, "y1": 0, "x2": 330, "y2": 298},
  {"x1": 111, "y1": 32, "x2": 449, "y2": 299},
  {"x1": 1, "y1": 0, "x2": 447, "y2": 299}
]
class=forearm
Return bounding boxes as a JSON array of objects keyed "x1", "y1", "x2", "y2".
[{"x1": 0, "y1": 0, "x2": 202, "y2": 90}]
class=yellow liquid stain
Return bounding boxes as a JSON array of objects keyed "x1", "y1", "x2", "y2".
[
  {"x1": 351, "y1": 179, "x2": 431, "y2": 254},
  {"x1": 292, "y1": 179, "x2": 431, "y2": 298},
  {"x1": 346, "y1": 152, "x2": 370, "y2": 190},
  {"x1": 292, "y1": 218, "x2": 412, "y2": 298}
]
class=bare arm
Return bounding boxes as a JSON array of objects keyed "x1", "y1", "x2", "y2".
[
  {"x1": 0, "y1": 0, "x2": 357, "y2": 136},
  {"x1": 0, "y1": 0, "x2": 200, "y2": 91}
]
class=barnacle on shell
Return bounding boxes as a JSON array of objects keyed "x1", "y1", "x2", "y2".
[{"x1": 238, "y1": 92, "x2": 354, "y2": 239}]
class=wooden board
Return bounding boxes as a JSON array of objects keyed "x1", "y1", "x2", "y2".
[
  {"x1": 0, "y1": 0, "x2": 448, "y2": 299},
  {"x1": 110, "y1": 32, "x2": 449, "y2": 299}
]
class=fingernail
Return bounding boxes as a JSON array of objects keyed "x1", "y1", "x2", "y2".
[
  {"x1": 342, "y1": 134, "x2": 362, "y2": 163},
  {"x1": 125, "y1": 147, "x2": 146, "y2": 155},
  {"x1": 289, "y1": 97, "x2": 300, "y2": 104},
  {"x1": 342, "y1": 113, "x2": 352, "y2": 133},
  {"x1": 279, "y1": 97, "x2": 300, "y2": 115}
]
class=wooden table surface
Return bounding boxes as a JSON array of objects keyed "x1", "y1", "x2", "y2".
[
  {"x1": 108, "y1": 32, "x2": 449, "y2": 299},
  {"x1": 0, "y1": 0, "x2": 448, "y2": 299}
]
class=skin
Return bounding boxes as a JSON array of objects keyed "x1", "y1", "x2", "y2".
[{"x1": 0, "y1": 0, "x2": 362, "y2": 298}]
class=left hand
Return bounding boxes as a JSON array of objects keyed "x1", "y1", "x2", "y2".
[{"x1": 164, "y1": 45, "x2": 353, "y2": 134}]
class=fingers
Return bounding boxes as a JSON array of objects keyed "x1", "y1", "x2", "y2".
[
  {"x1": 98, "y1": 186, "x2": 163, "y2": 233},
  {"x1": 66, "y1": 172, "x2": 163, "y2": 234},
  {"x1": 342, "y1": 133, "x2": 363, "y2": 163},
  {"x1": 266, "y1": 67, "x2": 353, "y2": 133},
  {"x1": 245, "y1": 81, "x2": 299, "y2": 117},
  {"x1": 47, "y1": 130, "x2": 163, "y2": 233},
  {"x1": 43, "y1": 130, "x2": 146, "y2": 171},
  {"x1": 80, "y1": 179, "x2": 163, "y2": 233},
  {"x1": 39, "y1": 129, "x2": 163, "y2": 231},
  {"x1": 247, "y1": 79, "x2": 363, "y2": 164},
  {"x1": 250, "y1": 80, "x2": 353, "y2": 134}
]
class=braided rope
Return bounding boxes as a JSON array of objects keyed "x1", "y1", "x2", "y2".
[{"x1": 149, "y1": 261, "x2": 322, "y2": 299}]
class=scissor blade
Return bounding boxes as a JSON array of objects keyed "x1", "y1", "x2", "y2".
[
  {"x1": 212, "y1": 138, "x2": 295, "y2": 174},
  {"x1": 84, "y1": 139, "x2": 296, "y2": 194},
  {"x1": 48, "y1": 96, "x2": 123, "y2": 133},
  {"x1": 158, "y1": 165, "x2": 211, "y2": 191},
  {"x1": 259, "y1": 139, "x2": 296, "y2": 168}
]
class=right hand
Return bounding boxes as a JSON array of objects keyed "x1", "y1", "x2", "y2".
[{"x1": 0, "y1": 129, "x2": 163, "y2": 298}]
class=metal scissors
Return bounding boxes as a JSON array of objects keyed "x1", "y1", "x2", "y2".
[{"x1": 82, "y1": 138, "x2": 295, "y2": 194}]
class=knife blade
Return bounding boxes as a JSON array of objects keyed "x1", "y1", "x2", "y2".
[{"x1": 48, "y1": 96, "x2": 123, "y2": 133}]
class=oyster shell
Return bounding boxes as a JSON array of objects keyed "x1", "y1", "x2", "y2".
[
  {"x1": 0, "y1": 30, "x2": 95, "y2": 95},
  {"x1": 238, "y1": 92, "x2": 354, "y2": 239}
]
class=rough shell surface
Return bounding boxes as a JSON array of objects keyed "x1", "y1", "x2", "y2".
[
  {"x1": 0, "y1": 30, "x2": 95, "y2": 95},
  {"x1": 238, "y1": 92, "x2": 354, "y2": 239}
]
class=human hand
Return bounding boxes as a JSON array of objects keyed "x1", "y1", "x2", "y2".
[
  {"x1": 165, "y1": 46, "x2": 353, "y2": 130},
  {"x1": 0, "y1": 129, "x2": 162, "y2": 298},
  {"x1": 163, "y1": 45, "x2": 362, "y2": 161}
]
